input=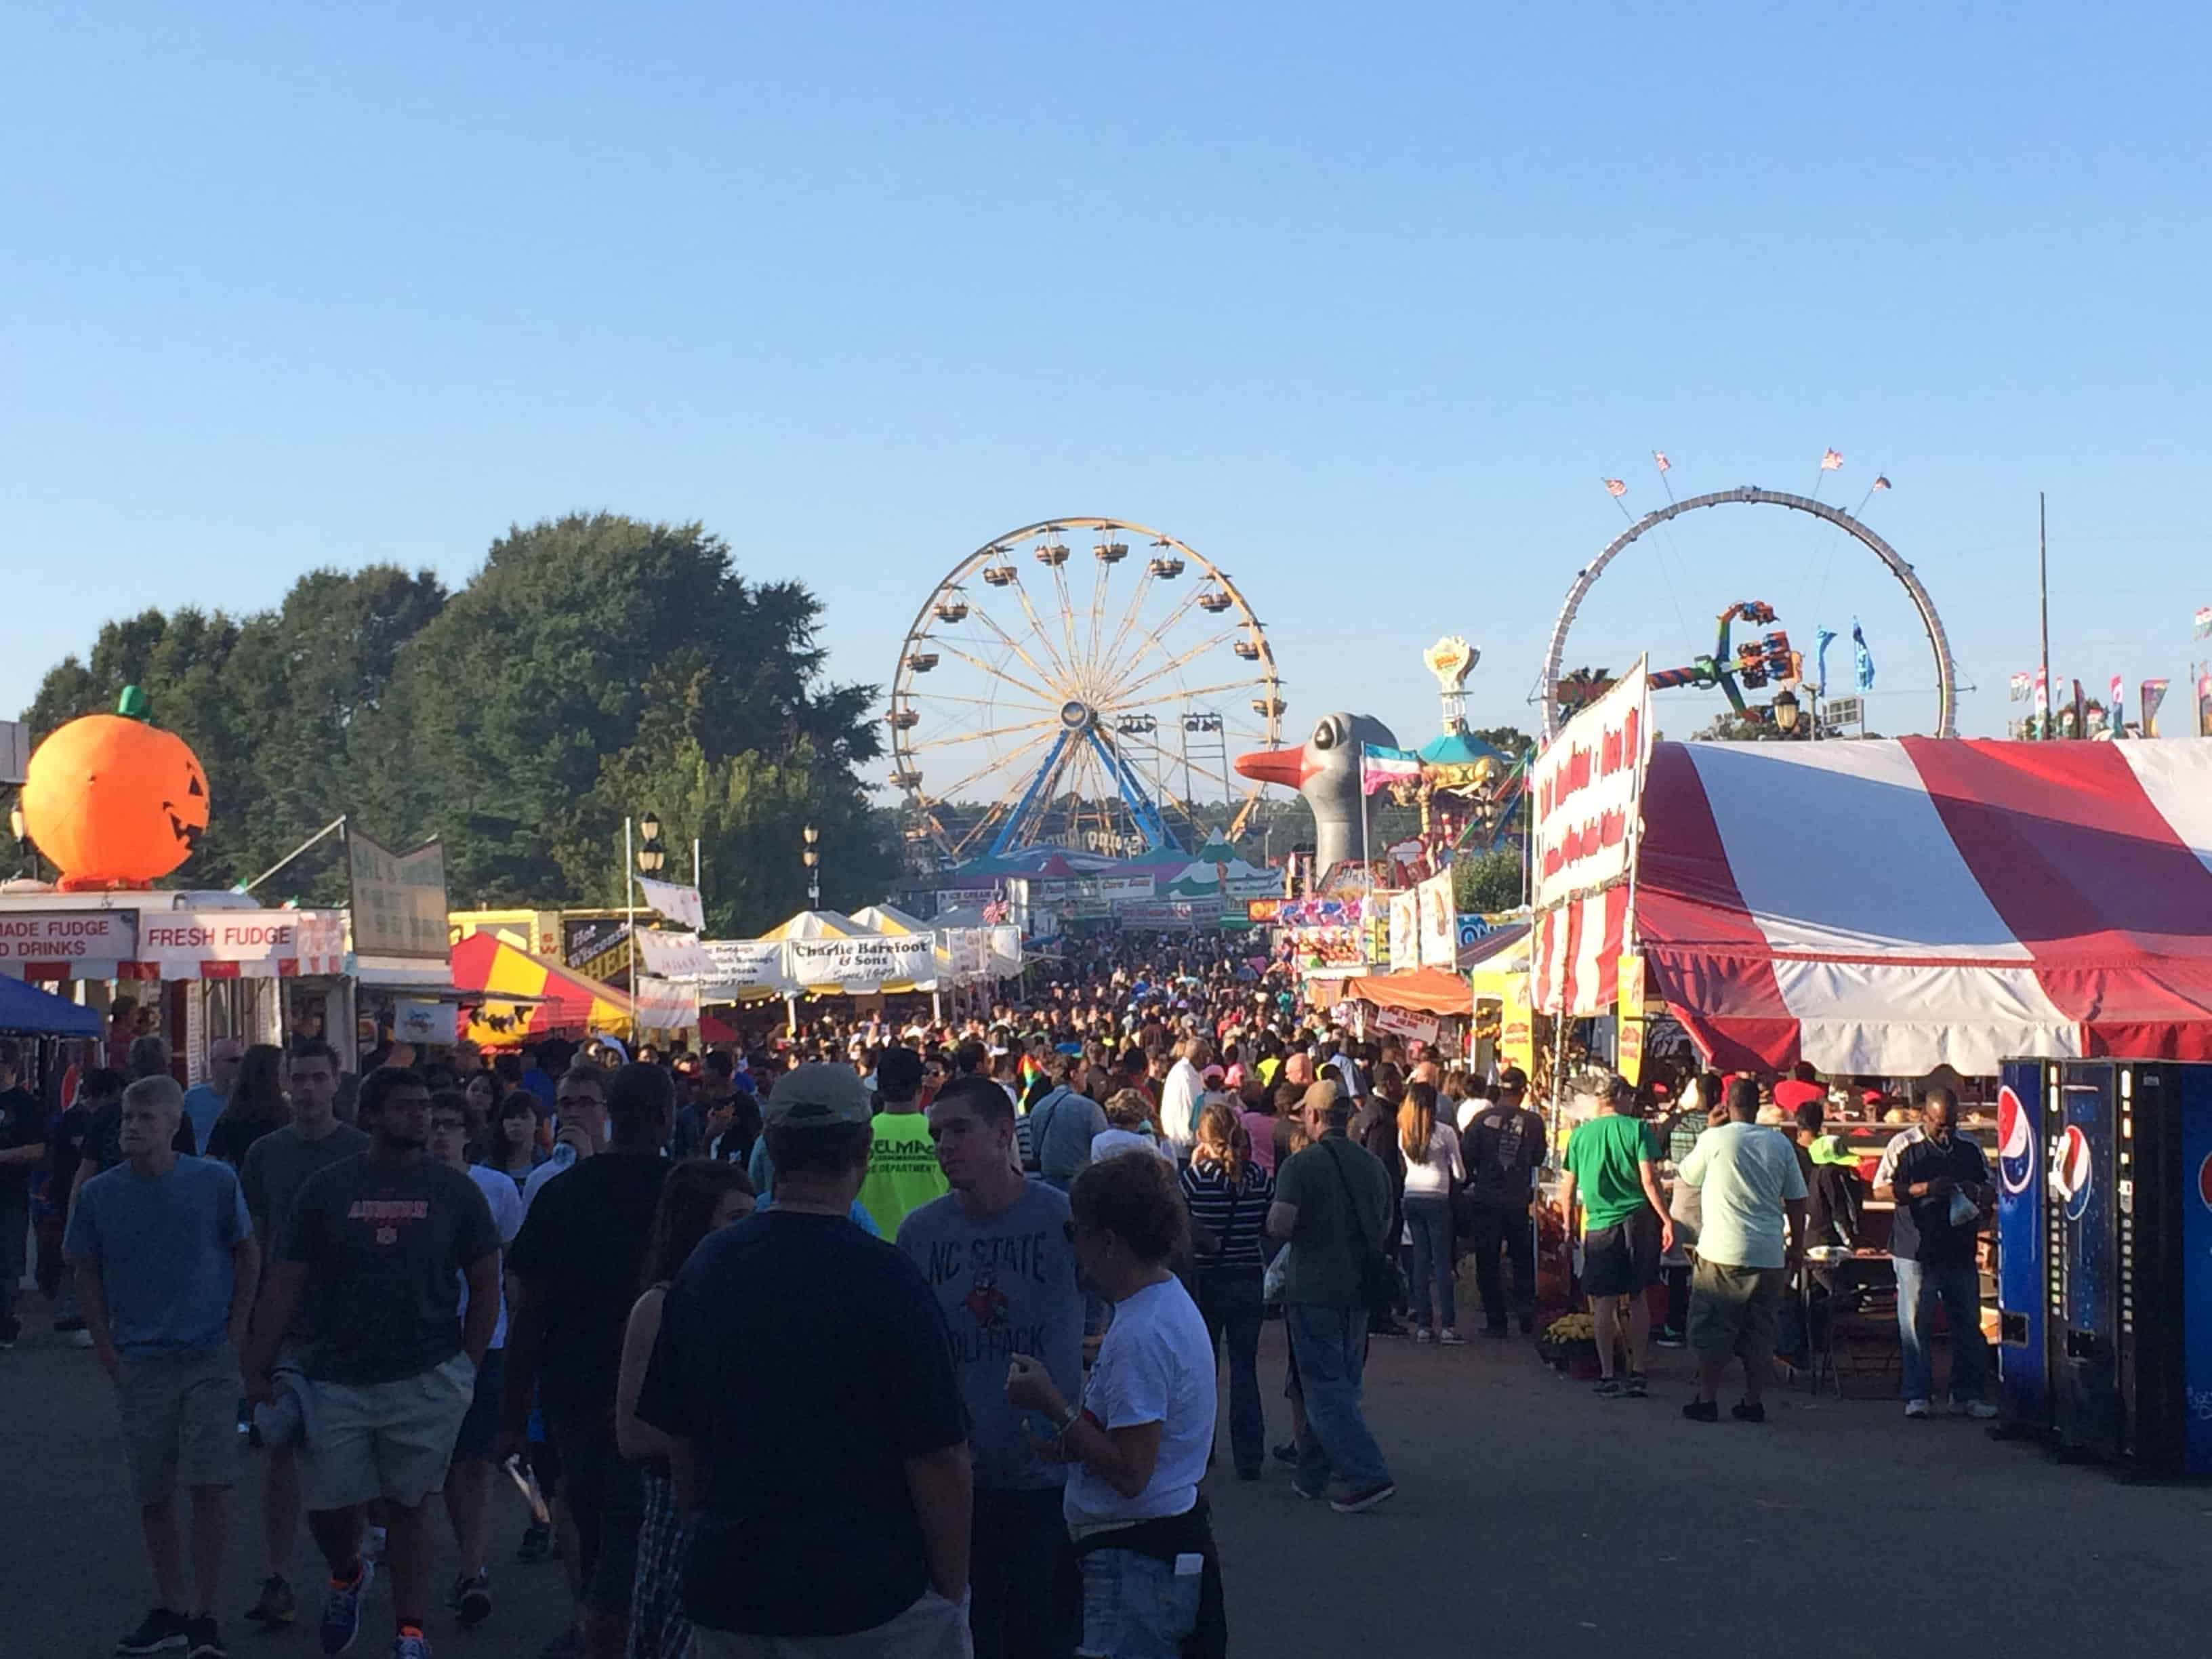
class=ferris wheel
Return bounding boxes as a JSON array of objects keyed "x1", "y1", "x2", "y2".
[
  {"x1": 888, "y1": 518, "x2": 1284, "y2": 865},
  {"x1": 1538, "y1": 485, "x2": 1958, "y2": 741}
]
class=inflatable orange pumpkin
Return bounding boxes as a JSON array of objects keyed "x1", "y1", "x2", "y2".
[{"x1": 21, "y1": 699, "x2": 210, "y2": 891}]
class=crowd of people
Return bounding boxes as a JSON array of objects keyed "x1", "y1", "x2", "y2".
[{"x1": 18, "y1": 930, "x2": 2003, "y2": 1659}]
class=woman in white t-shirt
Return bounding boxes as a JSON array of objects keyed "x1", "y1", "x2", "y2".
[
  {"x1": 1008, "y1": 1150, "x2": 1221, "y2": 1658},
  {"x1": 1090, "y1": 1086, "x2": 1178, "y2": 1166},
  {"x1": 1398, "y1": 1080, "x2": 1467, "y2": 1344}
]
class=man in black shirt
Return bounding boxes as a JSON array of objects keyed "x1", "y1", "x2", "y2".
[
  {"x1": 243, "y1": 1066, "x2": 499, "y2": 1659},
  {"x1": 1458, "y1": 1067, "x2": 1544, "y2": 1337},
  {"x1": 1872, "y1": 1088, "x2": 1996, "y2": 1421},
  {"x1": 636, "y1": 1063, "x2": 972, "y2": 1658},
  {"x1": 0, "y1": 1038, "x2": 48, "y2": 1347},
  {"x1": 501, "y1": 1063, "x2": 674, "y2": 1659}
]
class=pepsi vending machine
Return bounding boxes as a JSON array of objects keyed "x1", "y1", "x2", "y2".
[{"x1": 1995, "y1": 1059, "x2": 2212, "y2": 1474}]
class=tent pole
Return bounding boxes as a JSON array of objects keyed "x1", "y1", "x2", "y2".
[
  {"x1": 626, "y1": 817, "x2": 638, "y2": 1048},
  {"x1": 785, "y1": 994, "x2": 797, "y2": 1038}
]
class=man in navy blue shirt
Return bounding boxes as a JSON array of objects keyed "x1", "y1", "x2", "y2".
[{"x1": 1872, "y1": 1089, "x2": 1997, "y2": 1421}]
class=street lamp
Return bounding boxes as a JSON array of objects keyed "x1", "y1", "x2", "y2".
[
  {"x1": 802, "y1": 823, "x2": 821, "y2": 909},
  {"x1": 636, "y1": 810, "x2": 666, "y2": 876},
  {"x1": 1771, "y1": 689, "x2": 1802, "y2": 737}
]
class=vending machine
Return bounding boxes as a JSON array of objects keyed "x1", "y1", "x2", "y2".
[{"x1": 1994, "y1": 1059, "x2": 2212, "y2": 1475}]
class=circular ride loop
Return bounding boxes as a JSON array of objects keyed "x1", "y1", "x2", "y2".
[
  {"x1": 889, "y1": 518, "x2": 1284, "y2": 866},
  {"x1": 1538, "y1": 486, "x2": 1957, "y2": 742}
]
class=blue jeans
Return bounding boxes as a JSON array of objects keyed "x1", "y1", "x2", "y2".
[
  {"x1": 1893, "y1": 1257, "x2": 1990, "y2": 1404},
  {"x1": 1195, "y1": 1269, "x2": 1265, "y2": 1475},
  {"x1": 1077, "y1": 1549, "x2": 1199, "y2": 1659},
  {"x1": 972, "y1": 1485, "x2": 1073, "y2": 1659},
  {"x1": 1285, "y1": 1303, "x2": 1392, "y2": 1494},
  {"x1": 1404, "y1": 1198, "x2": 1454, "y2": 1331}
]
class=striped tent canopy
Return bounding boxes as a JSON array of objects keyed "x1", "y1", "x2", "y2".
[
  {"x1": 758, "y1": 909, "x2": 868, "y2": 941},
  {"x1": 451, "y1": 930, "x2": 638, "y2": 1048},
  {"x1": 1537, "y1": 738, "x2": 2212, "y2": 1076}
]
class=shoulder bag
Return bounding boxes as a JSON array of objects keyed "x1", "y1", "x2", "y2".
[{"x1": 1322, "y1": 1139, "x2": 1408, "y2": 1315}]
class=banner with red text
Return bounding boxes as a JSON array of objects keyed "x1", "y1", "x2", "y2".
[{"x1": 1530, "y1": 657, "x2": 1651, "y2": 912}]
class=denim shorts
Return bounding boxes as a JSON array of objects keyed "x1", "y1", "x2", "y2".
[{"x1": 1078, "y1": 1549, "x2": 1200, "y2": 1659}]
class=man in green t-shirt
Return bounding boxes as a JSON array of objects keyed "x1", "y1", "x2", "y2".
[
  {"x1": 1557, "y1": 1076, "x2": 1674, "y2": 1399},
  {"x1": 857, "y1": 1045, "x2": 949, "y2": 1238}
]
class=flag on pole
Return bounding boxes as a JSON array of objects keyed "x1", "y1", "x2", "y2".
[
  {"x1": 2071, "y1": 680, "x2": 2086, "y2": 739},
  {"x1": 2034, "y1": 668, "x2": 2049, "y2": 716},
  {"x1": 1872, "y1": 475, "x2": 1891, "y2": 491},
  {"x1": 1359, "y1": 744, "x2": 1423, "y2": 796},
  {"x1": 1815, "y1": 627, "x2": 1838, "y2": 695},
  {"x1": 1821, "y1": 449, "x2": 1844, "y2": 471},
  {"x1": 2142, "y1": 678, "x2": 2171, "y2": 738},
  {"x1": 2009, "y1": 671, "x2": 2032, "y2": 702},
  {"x1": 2199, "y1": 673, "x2": 2212, "y2": 739},
  {"x1": 2195, "y1": 607, "x2": 2212, "y2": 640},
  {"x1": 2110, "y1": 676, "x2": 2125, "y2": 731},
  {"x1": 1603, "y1": 478, "x2": 1628, "y2": 498},
  {"x1": 1851, "y1": 619, "x2": 1875, "y2": 692},
  {"x1": 1652, "y1": 451, "x2": 1671, "y2": 472}
]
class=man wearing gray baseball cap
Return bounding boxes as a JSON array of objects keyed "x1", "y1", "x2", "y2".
[{"x1": 634, "y1": 1064, "x2": 975, "y2": 1658}]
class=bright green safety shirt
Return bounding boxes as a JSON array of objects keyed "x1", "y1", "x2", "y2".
[{"x1": 859, "y1": 1109, "x2": 949, "y2": 1238}]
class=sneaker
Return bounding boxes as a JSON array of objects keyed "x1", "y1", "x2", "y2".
[
  {"x1": 1439, "y1": 1328, "x2": 1466, "y2": 1346},
  {"x1": 70, "y1": 1325, "x2": 96, "y2": 1348},
  {"x1": 0, "y1": 1317, "x2": 19, "y2": 1350},
  {"x1": 1731, "y1": 1400, "x2": 1767, "y2": 1423},
  {"x1": 1271, "y1": 1442, "x2": 1299, "y2": 1467},
  {"x1": 361, "y1": 1525, "x2": 387, "y2": 1564},
  {"x1": 392, "y1": 1626, "x2": 431, "y2": 1659},
  {"x1": 1904, "y1": 1397, "x2": 1931, "y2": 1420},
  {"x1": 1654, "y1": 1330, "x2": 1687, "y2": 1349},
  {"x1": 1681, "y1": 1399, "x2": 1720, "y2": 1422},
  {"x1": 1960, "y1": 1399, "x2": 2000, "y2": 1420},
  {"x1": 1593, "y1": 1377, "x2": 1626, "y2": 1399},
  {"x1": 245, "y1": 1576, "x2": 296, "y2": 1626},
  {"x1": 116, "y1": 1608, "x2": 188, "y2": 1655},
  {"x1": 1330, "y1": 1481, "x2": 1398, "y2": 1515},
  {"x1": 455, "y1": 1570, "x2": 492, "y2": 1627},
  {"x1": 1412, "y1": 1327, "x2": 1434, "y2": 1345},
  {"x1": 1624, "y1": 1371, "x2": 1650, "y2": 1397},
  {"x1": 1290, "y1": 1480, "x2": 1328, "y2": 1501},
  {"x1": 515, "y1": 1522, "x2": 552, "y2": 1564},
  {"x1": 319, "y1": 1561, "x2": 373, "y2": 1656},
  {"x1": 184, "y1": 1616, "x2": 226, "y2": 1659}
]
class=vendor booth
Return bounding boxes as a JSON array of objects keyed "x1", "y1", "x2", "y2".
[{"x1": 449, "y1": 930, "x2": 696, "y2": 1049}]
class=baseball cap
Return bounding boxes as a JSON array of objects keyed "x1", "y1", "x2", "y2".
[
  {"x1": 762, "y1": 1063, "x2": 873, "y2": 1130},
  {"x1": 1301, "y1": 1079, "x2": 1344, "y2": 1117}
]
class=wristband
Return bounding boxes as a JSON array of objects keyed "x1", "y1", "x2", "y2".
[{"x1": 1053, "y1": 1403, "x2": 1084, "y2": 1438}]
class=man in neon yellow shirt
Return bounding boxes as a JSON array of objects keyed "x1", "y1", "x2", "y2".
[{"x1": 858, "y1": 1046, "x2": 949, "y2": 1238}]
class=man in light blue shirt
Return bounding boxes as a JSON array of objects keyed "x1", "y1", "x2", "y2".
[
  {"x1": 1675, "y1": 1077, "x2": 1806, "y2": 1425},
  {"x1": 179, "y1": 1038, "x2": 243, "y2": 1155}
]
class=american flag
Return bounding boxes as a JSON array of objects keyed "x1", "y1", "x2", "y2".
[
  {"x1": 982, "y1": 893, "x2": 1010, "y2": 924},
  {"x1": 1820, "y1": 449, "x2": 1844, "y2": 471},
  {"x1": 1603, "y1": 478, "x2": 1628, "y2": 497},
  {"x1": 1652, "y1": 450, "x2": 1671, "y2": 472}
]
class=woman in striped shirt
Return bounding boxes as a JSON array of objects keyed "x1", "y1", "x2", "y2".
[{"x1": 1179, "y1": 1101, "x2": 1275, "y2": 1479}]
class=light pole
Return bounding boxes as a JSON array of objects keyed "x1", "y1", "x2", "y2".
[
  {"x1": 1771, "y1": 689, "x2": 1802, "y2": 739},
  {"x1": 802, "y1": 823, "x2": 821, "y2": 910}
]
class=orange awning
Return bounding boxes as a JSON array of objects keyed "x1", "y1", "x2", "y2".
[{"x1": 1344, "y1": 966, "x2": 1471, "y2": 1017}]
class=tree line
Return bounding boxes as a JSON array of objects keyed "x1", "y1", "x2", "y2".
[{"x1": 18, "y1": 513, "x2": 897, "y2": 937}]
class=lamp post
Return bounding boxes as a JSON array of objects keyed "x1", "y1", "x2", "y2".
[
  {"x1": 1771, "y1": 689, "x2": 1803, "y2": 739},
  {"x1": 802, "y1": 823, "x2": 821, "y2": 910}
]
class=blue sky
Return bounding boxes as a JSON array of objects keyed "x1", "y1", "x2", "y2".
[{"x1": 6, "y1": 3, "x2": 2209, "y2": 771}]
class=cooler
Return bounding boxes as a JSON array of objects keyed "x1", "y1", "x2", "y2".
[{"x1": 1996, "y1": 1059, "x2": 2212, "y2": 1475}]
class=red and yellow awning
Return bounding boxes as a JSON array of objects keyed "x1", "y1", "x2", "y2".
[{"x1": 451, "y1": 931, "x2": 639, "y2": 1048}]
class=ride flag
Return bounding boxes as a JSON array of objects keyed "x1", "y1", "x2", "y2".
[
  {"x1": 1530, "y1": 657, "x2": 1652, "y2": 912},
  {"x1": 1359, "y1": 745, "x2": 1422, "y2": 796},
  {"x1": 2110, "y1": 676, "x2": 2125, "y2": 732},
  {"x1": 1816, "y1": 627, "x2": 1839, "y2": 695},
  {"x1": 2009, "y1": 671, "x2": 2032, "y2": 702},
  {"x1": 2195, "y1": 606, "x2": 2212, "y2": 640},
  {"x1": 2142, "y1": 678, "x2": 2171, "y2": 738},
  {"x1": 1852, "y1": 619, "x2": 1875, "y2": 693},
  {"x1": 2199, "y1": 673, "x2": 2212, "y2": 739}
]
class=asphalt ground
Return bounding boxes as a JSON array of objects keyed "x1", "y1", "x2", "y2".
[{"x1": 11, "y1": 1292, "x2": 2211, "y2": 1659}]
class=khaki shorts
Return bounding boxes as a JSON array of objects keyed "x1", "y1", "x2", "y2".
[
  {"x1": 115, "y1": 1343, "x2": 242, "y2": 1503},
  {"x1": 297, "y1": 1353, "x2": 476, "y2": 1512},
  {"x1": 1687, "y1": 1260, "x2": 1786, "y2": 1363},
  {"x1": 693, "y1": 1589, "x2": 970, "y2": 1659}
]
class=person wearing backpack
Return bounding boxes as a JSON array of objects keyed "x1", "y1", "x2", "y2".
[
  {"x1": 1264, "y1": 1080, "x2": 1397, "y2": 1515},
  {"x1": 1024, "y1": 1052, "x2": 1108, "y2": 1192}
]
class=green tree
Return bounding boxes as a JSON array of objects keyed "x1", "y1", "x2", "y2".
[{"x1": 1452, "y1": 844, "x2": 1525, "y2": 913}]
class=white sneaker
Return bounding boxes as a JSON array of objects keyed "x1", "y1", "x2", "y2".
[
  {"x1": 1412, "y1": 1328, "x2": 1435, "y2": 1345},
  {"x1": 1960, "y1": 1399, "x2": 1999, "y2": 1420},
  {"x1": 1904, "y1": 1398, "x2": 1931, "y2": 1419},
  {"x1": 1439, "y1": 1328, "x2": 1466, "y2": 1346}
]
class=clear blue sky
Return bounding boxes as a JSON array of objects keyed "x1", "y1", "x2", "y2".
[{"x1": 6, "y1": 3, "x2": 2209, "y2": 762}]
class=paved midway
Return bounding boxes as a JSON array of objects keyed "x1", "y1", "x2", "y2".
[{"x1": 14, "y1": 1311, "x2": 2209, "y2": 1658}]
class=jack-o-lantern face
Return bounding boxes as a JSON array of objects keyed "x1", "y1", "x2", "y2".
[{"x1": 20, "y1": 714, "x2": 211, "y2": 890}]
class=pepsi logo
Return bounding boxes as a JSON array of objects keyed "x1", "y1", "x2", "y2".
[
  {"x1": 2049, "y1": 1124, "x2": 2093, "y2": 1221},
  {"x1": 2198, "y1": 1150, "x2": 2212, "y2": 1214},
  {"x1": 1996, "y1": 1085, "x2": 2034, "y2": 1195}
]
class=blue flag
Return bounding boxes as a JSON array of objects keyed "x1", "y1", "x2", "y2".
[
  {"x1": 1852, "y1": 619, "x2": 1875, "y2": 693},
  {"x1": 1815, "y1": 627, "x2": 1838, "y2": 695}
]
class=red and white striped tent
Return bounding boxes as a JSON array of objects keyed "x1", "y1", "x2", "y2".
[{"x1": 1535, "y1": 739, "x2": 2212, "y2": 1076}]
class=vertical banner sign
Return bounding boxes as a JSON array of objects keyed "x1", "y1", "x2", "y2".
[
  {"x1": 2199, "y1": 673, "x2": 2212, "y2": 739},
  {"x1": 346, "y1": 832, "x2": 449, "y2": 959},
  {"x1": 2141, "y1": 678, "x2": 2170, "y2": 739},
  {"x1": 1416, "y1": 871, "x2": 1456, "y2": 968},
  {"x1": 636, "y1": 876, "x2": 705, "y2": 931},
  {"x1": 1387, "y1": 892, "x2": 1419, "y2": 973},
  {"x1": 1530, "y1": 658, "x2": 1653, "y2": 912}
]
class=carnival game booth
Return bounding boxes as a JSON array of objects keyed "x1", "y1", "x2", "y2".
[{"x1": 450, "y1": 930, "x2": 697, "y2": 1050}]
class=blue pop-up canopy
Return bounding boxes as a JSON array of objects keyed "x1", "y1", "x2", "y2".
[{"x1": 0, "y1": 975, "x2": 102, "y2": 1037}]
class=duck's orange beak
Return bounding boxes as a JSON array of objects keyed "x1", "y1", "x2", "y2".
[{"x1": 1235, "y1": 747, "x2": 1309, "y2": 790}]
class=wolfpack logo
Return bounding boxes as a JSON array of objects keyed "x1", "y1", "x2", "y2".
[
  {"x1": 2049, "y1": 1124, "x2": 2093, "y2": 1223},
  {"x1": 964, "y1": 1267, "x2": 1009, "y2": 1330},
  {"x1": 1996, "y1": 1086, "x2": 2035, "y2": 1197}
]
